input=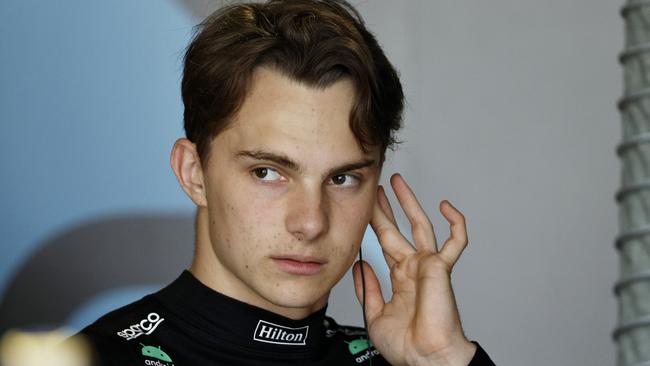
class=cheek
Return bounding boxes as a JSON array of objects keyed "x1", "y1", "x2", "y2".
[
  {"x1": 210, "y1": 185, "x2": 283, "y2": 254},
  {"x1": 339, "y1": 190, "x2": 375, "y2": 230},
  {"x1": 331, "y1": 193, "x2": 375, "y2": 259}
]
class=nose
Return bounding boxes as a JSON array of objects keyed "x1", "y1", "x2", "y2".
[{"x1": 285, "y1": 184, "x2": 329, "y2": 242}]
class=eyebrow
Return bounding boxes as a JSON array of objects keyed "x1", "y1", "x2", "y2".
[{"x1": 233, "y1": 149, "x2": 376, "y2": 177}]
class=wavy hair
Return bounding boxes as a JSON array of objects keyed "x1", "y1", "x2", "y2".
[{"x1": 181, "y1": 0, "x2": 405, "y2": 166}]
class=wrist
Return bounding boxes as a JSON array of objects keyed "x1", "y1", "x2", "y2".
[{"x1": 413, "y1": 339, "x2": 477, "y2": 366}]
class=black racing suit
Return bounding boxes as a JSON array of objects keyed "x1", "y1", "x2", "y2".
[{"x1": 77, "y1": 271, "x2": 495, "y2": 365}]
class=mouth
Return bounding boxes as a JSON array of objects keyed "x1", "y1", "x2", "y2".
[{"x1": 270, "y1": 255, "x2": 327, "y2": 276}]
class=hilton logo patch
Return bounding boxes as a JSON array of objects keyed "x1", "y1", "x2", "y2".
[{"x1": 253, "y1": 320, "x2": 309, "y2": 345}]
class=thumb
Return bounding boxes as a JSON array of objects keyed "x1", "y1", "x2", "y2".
[{"x1": 352, "y1": 260, "x2": 385, "y2": 325}]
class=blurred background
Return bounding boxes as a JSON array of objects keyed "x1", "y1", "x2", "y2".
[{"x1": 0, "y1": 0, "x2": 620, "y2": 365}]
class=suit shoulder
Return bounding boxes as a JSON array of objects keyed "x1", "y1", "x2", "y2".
[
  {"x1": 323, "y1": 315, "x2": 369, "y2": 339},
  {"x1": 323, "y1": 316, "x2": 396, "y2": 365},
  {"x1": 73, "y1": 294, "x2": 164, "y2": 365},
  {"x1": 78, "y1": 294, "x2": 162, "y2": 337}
]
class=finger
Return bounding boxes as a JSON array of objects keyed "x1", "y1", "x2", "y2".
[
  {"x1": 414, "y1": 254, "x2": 461, "y2": 340},
  {"x1": 381, "y1": 249, "x2": 397, "y2": 269},
  {"x1": 352, "y1": 260, "x2": 384, "y2": 325},
  {"x1": 370, "y1": 187, "x2": 415, "y2": 262},
  {"x1": 390, "y1": 173, "x2": 438, "y2": 252},
  {"x1": 377, "y1": 185, "x2": 398, "y2": 226},
  {"x1": 438, "y1": 200, "x2": 469, "y2": 266},
  {"x1": 377, "y1": 186, "x2": 400, "y2": 268}
]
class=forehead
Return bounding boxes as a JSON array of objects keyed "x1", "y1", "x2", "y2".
[{"x1": 212, "y1": 66, "x2": 378, "y2": 168}]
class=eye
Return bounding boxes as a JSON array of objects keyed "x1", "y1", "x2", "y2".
[
  {"x1": 252, "y1": 167, "x2": 284, "y2": 182},
  {"x1": 331, "y1": 174, "x2": 360, "y2": 187}
]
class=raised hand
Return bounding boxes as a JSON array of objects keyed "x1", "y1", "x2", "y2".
[{"x1": 352, "y1": 173, "x2": 477, "y2": 366}]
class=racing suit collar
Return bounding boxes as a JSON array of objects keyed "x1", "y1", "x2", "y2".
[{"x1": 154, "y1": 270, "x2": 330, "y2": 359}]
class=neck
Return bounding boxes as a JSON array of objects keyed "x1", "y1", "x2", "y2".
[{"x1": 190, "y1": 207, "x2": 328, "y2": 320}]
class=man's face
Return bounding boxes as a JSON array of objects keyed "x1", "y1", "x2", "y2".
[{"x1": 198, "y1": 66, "x2": 381, "y2": 314}]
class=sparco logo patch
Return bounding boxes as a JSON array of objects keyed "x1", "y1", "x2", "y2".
[
  {"x1": 117, "y1": 313, "x2": 164, "y2": 340},
  {"x1": 253, "y1": 320, "x2": 308, "y2": 345}
]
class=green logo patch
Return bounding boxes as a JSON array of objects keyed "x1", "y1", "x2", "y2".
[
  {"x1": 140, "y1": 344, "x2": 173, "y2": 362},
  {"x1": 346, "y1": 338, "x2": 371, "y2": 355}
]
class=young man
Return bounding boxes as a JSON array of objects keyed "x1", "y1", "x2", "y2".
[{"x1": 77, "y1": 1, "x2": 495, "y2": 365}]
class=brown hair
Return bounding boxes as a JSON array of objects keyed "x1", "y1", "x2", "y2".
[{"x1": 181, "y1": 0, "x2": 405, "y2": 167}]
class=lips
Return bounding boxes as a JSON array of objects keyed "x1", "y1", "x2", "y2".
[{"x1": 271, "y1": 255, "x2": 327, "y2": 276}]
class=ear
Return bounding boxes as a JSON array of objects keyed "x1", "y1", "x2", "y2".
[{"x1": 170, "y1": 138, "x2": 207, "y2": 207}]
